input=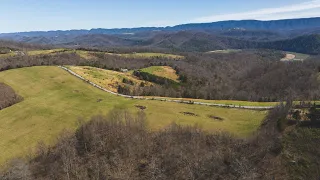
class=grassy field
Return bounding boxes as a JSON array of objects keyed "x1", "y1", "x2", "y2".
[
  {"x1": 162, "y1": 98, "x2": 279, "y2": 107},
  {"x1": 140, "y1": 66, "x2": 180, "y2": 82},
  {"x1": 0, "y1": 52, "x2": 16, "y2": 58},
  {"x1": 281, "y1": 52, "x2": 310, "y2": 61},
  {"x1": 75, "y1": 50, "x2": 184, "y2": 60},
  {"x1": 0, "y1": 49, "x2": 184, "y2": 60},
  {"x1": 74, "y1": 50, "x2": 97, "y2": 60},
  {"x1": 68, "y1": 66, "x2": 180, "y2": 93},
  {"x1": 0, "y1": 66, "x2": 268, "y2": 165},
  {"x1": 68, "y1": 66, "x2": 153, "y2": 92},
  {"x1": 69, "y1": 66, "x2": 277, "y2": 107},
  {"x1": 27, "y1": 49, "x2": 66, "y2": 56}
]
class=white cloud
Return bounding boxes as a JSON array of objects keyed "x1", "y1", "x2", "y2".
[{"x1": 194, "y1": 0, "x2": 320, "y2": 22}]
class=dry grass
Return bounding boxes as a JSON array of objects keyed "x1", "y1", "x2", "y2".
[
  {"x1": 1, "y1": 48, "x2": 184, "y2": 60},
  {"x1": 68, "y1": 66, "x2": 153, "y2": 93},
  {"x1": 74, "y1": 50, "x2": 97, "y2": 60},
  {"x1": 69, "y1": 66, "x2": 278, "y2": 107},
  {"x1": 140, "y1": 66, "x2": 180, "y2": 82},
  {"x1": 27, "y1": 49, "x2": 66, "y2": 56}
]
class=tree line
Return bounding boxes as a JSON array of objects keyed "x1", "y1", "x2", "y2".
[
  {"x1": 0, "y1": 48, "x2": 319, "y2": 102},
  {"x1": 1, "y1": 106, "x2": 292, "y2": 179}
]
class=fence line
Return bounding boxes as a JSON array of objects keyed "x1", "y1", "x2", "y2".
[{"x1": 58, "y1": 66, "x2": 275, "y2": 110}]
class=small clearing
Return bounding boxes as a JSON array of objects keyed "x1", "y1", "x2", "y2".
[
  {"x1": 0, "y1": 49, "x2": 184, "y2": 60},
  {"x1": 140, "y1": 66, "x2": 180, "y2": 82},
  {"x1": 27, "y1": 49, "x2": 67, "y2": 56},
  {"x1": 281, "y1": 52, "x2": 310, "y2": 61}
]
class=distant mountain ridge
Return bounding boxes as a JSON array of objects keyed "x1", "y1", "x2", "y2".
[
  {"x1": 1, "y1": 17, "x2": 320, "y2": 37},
  {"x1": 1, "y1": 17, "x2": 320, "y2": 54}
]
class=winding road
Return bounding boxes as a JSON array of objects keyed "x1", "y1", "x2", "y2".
[{"x1": 59, "y1": 66, "x2": 275, "y2": 110}]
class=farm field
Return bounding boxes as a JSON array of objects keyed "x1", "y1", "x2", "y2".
[
  {"x1": 114, "y1": 52, "x2": 184, "y2": 59},
  {"x1": 67, "y1": 66, "x2": 278, "y2": 107},
  {"x1": 0, "y1": 66, "x2": 267, "y2": 165},
  {"x1": 68, "y1": 66, "x2": 180, "y2": 93},
  {"x1": 0, "y1": 48, "x2": 184, "y2": 60},
  {"x1": 139, "y1": 66, "x2": 180, "y2": 82},
  {"x1": 281, "y1": 51, "x2": 310, "y2": 61},
  {"x1": 68, "y1": 66, "x2": 154, "y2": 93},
  {"x1": 0, "y1": 49, "x2": 67, "y2": 58},
  {"x1": 27, "y1": 49, "x2": 67, "y2": 56}
]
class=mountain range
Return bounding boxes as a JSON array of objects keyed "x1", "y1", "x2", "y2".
[{"x1": 1, "y1": 17, "x2": 320, "y2": 54}]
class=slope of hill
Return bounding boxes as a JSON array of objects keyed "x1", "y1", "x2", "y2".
[
  {"x1": 143, "y1": 31, "x2": 251, "y2": 52},
  {"x1": 145, "y1": 31, "x2": 320, "y2": 54},
  {"x1": 174, "y1": 17, "x2": 320, "y2": 31},
  {"x1": 68, "y1": 66, "x2": 155, "y2": 93},
  {"x1": 219, "y1": 29, "x2": 284, "y2": 41},
  {"x1": 261, "y1": 34, "x2": 320, "y2": 55},
  {"x1": 0, "y1": 66, "x2": 267, "y2": 164},
  {"x1": 63, "y1": 34, "x2": 139, "y2": 47},
  {"x1": 1, "y1": 26, "x2": 319, "y2": 54}
]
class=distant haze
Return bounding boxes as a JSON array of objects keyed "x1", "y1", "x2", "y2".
[{"x1": 1, "y1": 0, "x2": 320, "y2": 33}]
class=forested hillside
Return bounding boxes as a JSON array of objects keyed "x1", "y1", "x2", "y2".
[
  {"x1": 0, "y1": 46, "x2": 319, "y2": 102},
  {"x1": 1, "y1": 17, "x2": 320, "y2": 54},
  {"x1": 0, "y1": 106, "x2": 290, "y2": 179}
]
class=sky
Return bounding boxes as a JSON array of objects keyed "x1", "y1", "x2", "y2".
[{"x1": 1, "y1": 0, "x2": 320, "y2": 33}]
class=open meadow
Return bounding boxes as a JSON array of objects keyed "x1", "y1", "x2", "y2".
[{"x1": 0, "y1": 66, "x2": 268, "y2": 165}]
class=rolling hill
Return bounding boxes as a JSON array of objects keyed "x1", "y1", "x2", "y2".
[
  {"x1": 4, "y1": 31, "x2": 318, "y2": 55},
  {"x1": 260, "y1": 34, "x2": 320, "y2": 55},
  {"x1": 145, "y1": 31, "x2": 320, "y2": 54},
  {"x1": 0, "y1": 66, "x2": 267, "y2": 164}
]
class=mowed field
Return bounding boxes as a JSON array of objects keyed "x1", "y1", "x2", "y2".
[
  {"x1": 0, "y1": 66, "x2": 267, "y2": 164},
  {"x1": 140, "y1": 66, "x2": 180, "y2": 82}
]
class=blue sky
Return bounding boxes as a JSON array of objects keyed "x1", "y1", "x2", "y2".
[{"x1": 1, "y1": 0, "x2": 320, "y2": 33}]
